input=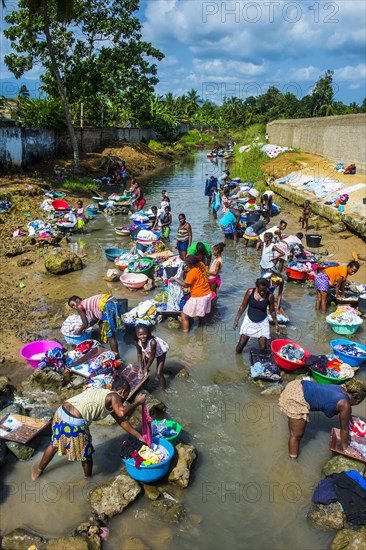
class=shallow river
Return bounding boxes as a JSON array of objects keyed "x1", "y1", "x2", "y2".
[{"x1": 1, "y1": 152, "x2": 365, "y2": 549}]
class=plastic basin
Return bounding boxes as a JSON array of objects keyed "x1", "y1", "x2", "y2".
[
  {"x1": 306, "y1": 234, "x2": 322, "y2": 248},
  {"x1": 104, "y1": 248, "x2": 126, "y2": 261},
  {"x1": 311, "y1": 369, "x2": 349, "y2": 385},
  {"x1": 115, "y1": 228, "x2": 130, "y2": 236},
  {"x1": 120, "y1": 273, "x2": 148, "y2": 289},
  {"x1": 122, "y1": 438, "x2": 174, "y2": 482},
  {"x1": 155, "y1": 420, "x2": 182, "y2": 446},
  {"x1": 127, "y1": 258, "x2": 154, "y2": 276},
  {"x1": 270, "y1": 339, "x2": 311, "y2": 371},
  {"x1": 62, "y1": 330, "x2": 93, "y2": 345},
  {"x1": 51, "y1": 199, "x2": 69, "y2": 212},
  {"x1": 92, "y1": 196, "x2": 104, "y2": 203},
  {"x1": 326, "y1": 319, "x2": 363, "y2": 335},
  {"x1": 286, "y1": 267, "x2": 308, "y2": 281},
  {"x1": 317, "y1": 262, "x2": 340, "y2": 272},
  {"x1": 20, "y1": 340, "x2": 63, "y2": 368},
  {"x1": 330, "y1": 339, "x2": 366, "y2": 367}
]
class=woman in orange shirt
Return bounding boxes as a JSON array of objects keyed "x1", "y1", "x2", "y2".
[
  {"x1": 314, "y1": 260, "x2": 360, "y2": 314},
  {"x1": 170, "y1": 255, "x2": 212, "y2": 332}
]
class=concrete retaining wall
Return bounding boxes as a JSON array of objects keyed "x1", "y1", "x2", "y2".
[
  {"x1": 267, "y1": 114, "x2": 366, "y2": 172},
  {"x1": 0, "y1": 126, "x2": 156, "y2": 168}
]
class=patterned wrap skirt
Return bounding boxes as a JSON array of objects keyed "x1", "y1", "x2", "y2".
[
  {"x1": 51, "y1": 407, "x2": 94, "y2": 461},
  {"x1": 100, "y1": 297, "x2": 123, "y2": 343},
  {"x1": 314, "y1": 272, "x2": 330, "y2": 292},
  {"x1": 278, "y1": 380, "x2": 310, "y2": 422}
]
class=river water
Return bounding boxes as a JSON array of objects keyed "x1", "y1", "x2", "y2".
[{"x1": 1, "y1": 152, "x2": 365, "y2": 549}]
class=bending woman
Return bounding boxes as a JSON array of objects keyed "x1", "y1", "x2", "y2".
[
  {"x1": 68, "y1": 294, "x2": 123, "y2": 357},
  {"x1": 279, "y1": 379, "x2": 366, "y2": 459},
  {"x1": 233, "y1": 277, "x2": 279, "y2": 353},
  {"x1": 170, "y1": 255, "x2": 212, "y2": 332},
  {"x1": 314, "y1": 260, "x2": 360, "y2": 314}
]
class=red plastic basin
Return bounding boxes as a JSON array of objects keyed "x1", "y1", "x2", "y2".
[
  {"x1": 51, "y1": 199, "x2": 69, "y2": 211},
  {"x1": 270, "y1": 338, "x2": 311, "y2": 371},
  {"x1": 285, "y1": 267, "x2": 308, "y2": 281}
]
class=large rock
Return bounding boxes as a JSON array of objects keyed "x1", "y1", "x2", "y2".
[
  {"x1": 330, "y1": 222, "x2": 347, "y2": 233},
  {"x1": 168, "y1": 443, "x2": 197, "y2": 488},
  {"x1": 44, "y1": 248, "x2": 83, "y2": 275},
  {"x1": 21, "y1": 368, "x2": 64, "y2": 392},
  {"x1": 307, "y1": 502, "x2": 346, "y2": 530},
  {"x1": 330, "y1": 527, "x2": 366, "y2": 550},
  {"x1": 0, "y1": 402, "x2": 26, "y2": 420},
  {"x1": 2, "y1": 527, "x2": 47, "y2": 550},
  {"x1": 322, "y1": 455, "x2": 365, "y2": 477},
  {"x1": 175, "y1": 368, "x2": 190, "y2": 379},
  {"x1": 88, "y1": 473, "x2": 141, "y2": 517},
  {"x1": 5, "y1": 440, "x2": 36, "y2": 461},
  {"x1": 261, "y1": 383, "x2": 284, "y2": 397},
  {"x1": 141, "y1": 391, "x2": 167, "y2": 418},
  {"x1": 143, "y1": 484, "x2": 162, "y2": 501}
]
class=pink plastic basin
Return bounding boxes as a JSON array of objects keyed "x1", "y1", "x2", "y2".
[
  {"x1": 20, "y1": 340, "x2": 63, "y2": 368},
  {"x1": 120, "y1": 273, "x2": 148, "y2": 289}
]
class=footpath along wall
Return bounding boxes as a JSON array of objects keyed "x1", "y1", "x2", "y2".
[
  {"x1": 267, "y1": 114, "x2": 366, "y2": 173},
  {"x1": 0, "y1": 126, "x2": 156, "y2": 168}
]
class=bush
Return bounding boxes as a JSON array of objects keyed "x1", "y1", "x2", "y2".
[
  {"x1": 230, "y1": 146, "x2": 267, "y2": 187},
  {"x1": 148, "y1": 140, "x2": 166, "y2": 150},
  {"x1": 55, "y1": 176, "x2": 101, "y2": 195}
]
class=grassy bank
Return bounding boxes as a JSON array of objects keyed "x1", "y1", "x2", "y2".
[
  {"x1": 52, "y1": 176, "x2": 102, "y2": 195},
  {"x1": 148, "y1": 129, "x2": 218, "y2": 155},
  {"x1": 228, "y1": 124, "x2": 268, "y2": 193}
]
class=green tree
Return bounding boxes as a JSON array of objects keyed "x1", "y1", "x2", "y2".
[
  {"x1": 311, "y1": 69, "x2": 335, "y2": 116},
  {"x1": 4, "y1": 1, "x2": 163, "y2": 169}
]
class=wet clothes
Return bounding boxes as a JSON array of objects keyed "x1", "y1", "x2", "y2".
[
  {"x1": 333, "y1": 472, "x2": 366, "y2": 525},
  {"x1": 120, "y1": 436, "x2": 143, "y2": 459},
  {"x1": 312, "y1": 477, "x2": 338, "y2": 504},
  {"x1": 302, "y1": 381, "x2": 349, "y2": 417}
]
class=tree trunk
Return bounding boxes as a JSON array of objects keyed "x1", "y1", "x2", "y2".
[{"x1": 43, "y1": 0, "x2": 79, "y2": 171}]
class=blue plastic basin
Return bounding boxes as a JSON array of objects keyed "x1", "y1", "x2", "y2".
[
  {"x1": 122, "y1": 437, "x2": 174, "y2": 482},
  {"x1": 104, "y1": 247, "x2": 126, "y2": 261},
  {"x1": 330, "y1": 339, "x2": 366, "y2": 367}
]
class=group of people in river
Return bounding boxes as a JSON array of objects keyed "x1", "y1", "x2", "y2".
[{"x1": 31, "y1": 164, "x2": 365, "y2": 482}]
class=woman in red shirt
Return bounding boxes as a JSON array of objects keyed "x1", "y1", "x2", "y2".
[{"x1": 170, "y1": 255, "x2": 212, "y2": 332}]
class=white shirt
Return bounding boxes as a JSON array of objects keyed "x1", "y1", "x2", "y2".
[
  {"x1": 258, "y1": 225, "x2": 280, "y2": 242},
  {"x1": 283, "y1": 235, "x2": 301, "y2": 248},
  {"x1": 262, "y1": 190, "x2": 274, "y2": 198},
  {"x1": 260, "y1": 243, "x2": 275, "y2": 270}
]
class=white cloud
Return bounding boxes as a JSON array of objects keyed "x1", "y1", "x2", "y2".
[{"x1": 334, "y1": 64, "x2": 366, "y2": 81}]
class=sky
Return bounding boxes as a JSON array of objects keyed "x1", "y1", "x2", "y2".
[{"x1": 1, "y1": 0, "x2": 365, "y2": 105}]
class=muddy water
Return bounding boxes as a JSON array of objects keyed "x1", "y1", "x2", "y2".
[{"x1": 1, "y1": 152, "x2": 365, "y2": 549}]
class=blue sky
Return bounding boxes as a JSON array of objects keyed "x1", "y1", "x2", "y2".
[{"x1": 1, "y1": 1, "x2": 365, "y2": 105}]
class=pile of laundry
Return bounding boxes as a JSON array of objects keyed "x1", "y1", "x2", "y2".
[
  {"x1": 61, "y1": 314, "x2": 94, "y2": 336},
  {"x1": 122, "y1": 299, "x2": 161, "y2": 327},
  {"x1": 333, "y1": 342, "x2": 366, "y2": 358},
  {"x1": 151, "y1": 420, "x2": 178, "y2": 439},
  {"x1": 312, "y1": 470, "x2": 366, "y2": 524},
  {"x1": 261, "y1": 144, "x2": 292, "y2": 158},
  {"x1": 80, "y1": 350, "x2": 122, "y2": 380},
  {"x1": 288, "y1": 261, "x2": 315, "y2": 272},
  {"x1": 136, "y1": 229, "x2": 158, "y2": 243},
  {"x1": 0, "y1": 199, "x2": 12, "y2": 212},
  {"x1": 278, "y1": 344, "x2": 305, "y2": 363},
  {"x1": 126, "y1": 258, "x2": 152, "y2": 273},
  {"x1": 130, "y1": 212, "x2": 150, "y2": 224},
  {"x1": 120, "y1": 437, "x2": 167, "y2": 469},
  {"x1": 326, "y1": 306, "x2": 362, "y2": 326},
  {"x1": 307, "y1": 354, "x2": 354, "y2": 379},
  {"x1": 27, "y1": 219, "x2": 56, "y2": 239},
  {"x1": 276, "y1": 172, "x2": 344, "y2": 198},
  {"x1": 114, "y1": 251, "x2": 139, "y2": 270},
  {"x1": 250, "y1": 361, "x2": 281, "y2": 382},
  {"x1": 324, "y1": 193, "x2": 349, "y2": 207},
  {"x1": 38, "y1": 339, "x2": 100, "y2": 372}
]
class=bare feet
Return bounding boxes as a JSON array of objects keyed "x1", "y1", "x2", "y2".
[{"x1": 31, "y1": 466, "x2": 43, "y2": 481}]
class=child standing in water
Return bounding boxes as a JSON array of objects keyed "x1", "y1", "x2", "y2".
[
  {"x1": 207, "y1": 242, "x2": 226, "y2": 292},
  {"x1": 135, "y1": 325, "x2": 169, "y2": 390},
  {"x1": 301, "y1": 200, "x2": 312, "y2": 231}
]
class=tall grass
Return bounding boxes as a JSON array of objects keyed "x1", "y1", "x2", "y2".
[
  {"x1": 53, "y1": 176, "x2": 102, "y2": 195},
  {"x1": 230, "y1": 146, "x2": 267, "y2": 191}
]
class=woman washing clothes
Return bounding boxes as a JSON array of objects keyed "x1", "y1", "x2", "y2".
[
  {"x1": 279, "y1": 379, "x2": 366, "y2": 459},
  {"x1": 175, "y1": 213, "x2": 192, "y2": 260},
  {"x1": 68, "y1": 294, "x2": 123, "y2": 357},
  {"x1": 170, "y1": 255, "x2": 212, "y2": 332},
  {"x1": 259, "y1": 232, "x2": 284, "y2": 275},
  {"x1": 135, "y1": 325, "x2": 169, "y2": 390},
  {"x1": 233, "y1": 277, "x2": 280, "y2": 353},
  {"x1": 132, "y1": 181, "x2": 146, "y2": 211},
  {"x1": 219, "y1": 206, "x2": 244, "y2": 243},
  {"x1": 314, "y1": 261, "x2": 360, "y2": 314},
  {"x1": 32, "y1": 375, "x2": 146, "y2": 480},
  {"x1": 207, "y1": 242, "x2": 225, "y2": 293},
  {"x1": 159, "y1": 206, "x2": 172, "y2": 239},
  {"x1": 187, "y1": 241, "x2": 212, "y2": 265}
]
